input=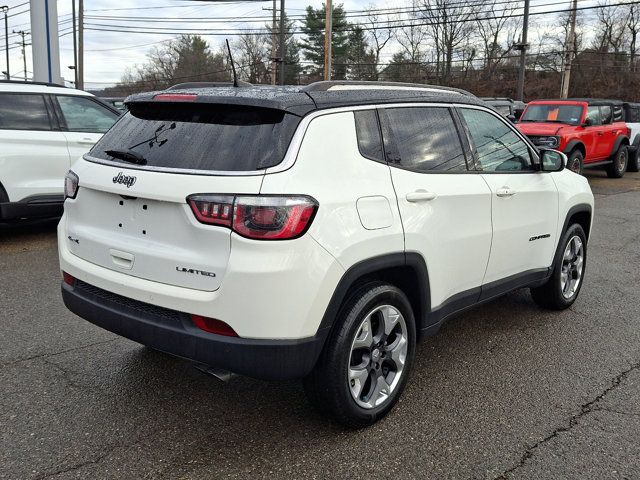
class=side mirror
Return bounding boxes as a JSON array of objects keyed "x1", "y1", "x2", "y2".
[
  {"x1": 539, "y1": 149, "x2": 566, "y2": 172},
  {"x1": 507, "y1": 114, "x2": 517, "y2": 123},
  {"x1": 582, "y1": 118, "x2": 593, "y2": 127}
]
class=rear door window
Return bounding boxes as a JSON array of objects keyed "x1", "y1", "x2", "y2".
[
  {"x1": 600, "y1": 105, "x2": 613, "y2": 124},
  {"x1": 89, "y1": 103, "x2": 301, "y2": 172},
  {"x1": 379, "y1": 106, "x2": 468, "y2": 172},
  {"x1": 586, "y1": 106, "x2": 602, "y2": 125},
  {"x1": 0, "y1": 93, "x2": 52, "y2": 130},
  {"x1": 56, "y1": 95, "x2": 119, "y2": 133}
]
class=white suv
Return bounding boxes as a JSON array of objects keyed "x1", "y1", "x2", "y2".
[
  {"x1": 58, "y1": 81, "x2": 594, "y2": 427},
  {"x1": 0, "y1": 81, "x2": 120, "y2": 221}
]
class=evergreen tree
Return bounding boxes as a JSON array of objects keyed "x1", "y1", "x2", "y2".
[
  {"x1": 300, "y1": 3, "x2": 350, "y2": 80},
  {"x1": 347, "y1": 26, "x2": 377, "y2": 80}
]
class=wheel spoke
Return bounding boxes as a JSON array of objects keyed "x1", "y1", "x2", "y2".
[
  {"x1": 366, "y1": 375, "x2": 391, "y2": 407},
  {"x1": 349, "y1": 366, "x2": 370, "y2": 400},
  {"x1": 352, "y1": 317, "x2": 374, "y2": 350},
  {"x1": 388, "y1": 335, "x2": 408, "y2": 368},
  {"x1": 381, "y1": 305, "x2": 400, "y2": 336}
]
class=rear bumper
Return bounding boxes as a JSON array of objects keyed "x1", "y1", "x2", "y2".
[
  {"x1": 62, "y1": 280, "x2": 327, "y2": 380},
  {"x1": 0, "y1": 195, "x2": 64, "y2": 221}
]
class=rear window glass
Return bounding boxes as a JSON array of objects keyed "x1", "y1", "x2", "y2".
[
  {"x1": 89, "y1": 102, "x2": 301, "y2": 172},
  {"x1": 0, "y1": 93, "x2": 51, "y2": 130}
]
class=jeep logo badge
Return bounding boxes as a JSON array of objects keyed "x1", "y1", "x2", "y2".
[{"x1": 113, "y1": 172, "x2": 137, "y2": 188}]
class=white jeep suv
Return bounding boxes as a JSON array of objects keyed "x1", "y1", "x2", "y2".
[
  {"x1": 0, "y1": 80, "x2": 120, "y2": 221},
  {"x1": 59, "y1": 81, "x2": 594, "y2": 427}
]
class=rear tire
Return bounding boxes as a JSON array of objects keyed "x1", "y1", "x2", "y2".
[
  {"x1": 607, "y1": 145, "x2": 628, "y2": 178},
  {"x1": 531, "y1": 224, "x2": 587, "y2": 310},
  {"x1": 304, "y1": 282, "x2": 416, "y2": 428},
  {"x1": 567, "y1": 150, "x2": 584, "y2": 174}
]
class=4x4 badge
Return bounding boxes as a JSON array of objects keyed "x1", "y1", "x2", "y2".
[{"x1": 113, "y1": 172, "x2": 137, "y2": 188}]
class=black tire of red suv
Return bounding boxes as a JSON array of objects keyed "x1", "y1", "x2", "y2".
[
  {"x1": 531, "y1": 224, "x2": 587, "y2": 310},
  {"x1": 567, "y1": 150, "x2": 584, "y2": 174},
  {"x1": 606, "y1": 145, "x2": 628, "y2": 178},
  {"x1": 303, "y1": 281, "x2": 416, "y2": 428}
]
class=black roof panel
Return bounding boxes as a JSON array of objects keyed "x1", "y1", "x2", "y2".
[{"x1": 125, "y1": 82, "x2": 485, "y2": 117}]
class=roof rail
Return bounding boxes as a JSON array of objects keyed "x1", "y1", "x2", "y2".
[
  {"x1": 167, "y1": 81, "x2": 252, "y2": 90},
  {"x1": 302, "y1": 80, "x2": 474, "y2": 97},
  {"x1": 0, "y1": 79, "x2": 67, "y2": 88},
  {"x1": 481, "y1": 97, "x2": 514, "y2": 102}
]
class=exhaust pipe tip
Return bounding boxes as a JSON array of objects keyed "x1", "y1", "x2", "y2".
[{"x1": 195, "y1": 363, "x2": 235, "y2": 382}]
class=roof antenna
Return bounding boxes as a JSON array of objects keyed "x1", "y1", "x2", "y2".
[{"x1": 225, "y1": 39, "x2": 238, "y2": 88}]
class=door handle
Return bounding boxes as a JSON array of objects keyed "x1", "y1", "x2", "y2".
[
  {"x1": 496, "y1": 187, "x2": 516, "y2": 197},
  {"x1": 406, "y1": 190, "x2": 437, "y2": 202}
]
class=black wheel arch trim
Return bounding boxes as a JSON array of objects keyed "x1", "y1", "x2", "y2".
[
  {"x1": 317, "y1": 252, "x2": 431, "y2": 335},
  {"x1": 609, "y1": 135, "x2": 630, "y2": 158},
  {"x1": 551, "y1": 204, "x2": 592, "y2": 269},
  {"x1": 563, "y1": 140, "x2": 585, "y2": 155}
]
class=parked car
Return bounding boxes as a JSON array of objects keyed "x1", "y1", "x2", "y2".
[
  {"x1": 59, "y1": 81, "x2": 594, "y2": 427},
  {"x1": 620, "y1": 102, "x2": 640, "y2": 171},
  {"x1": 517, "y1": 99, "x2": 631, "y2": 177},
  {"x1": 0, "y1": 80, "x2": 121, "y2": 222},
  {"x1": 481, "y1": 97, "x2": 526, "y2": 121},
  {"x1": 100, "y1": 97, "x2": 127, "y2": 113}
]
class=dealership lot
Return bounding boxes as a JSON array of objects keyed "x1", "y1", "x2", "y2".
[{"x1": 1, "y1": 171, "x2": 639, "y2": 480}]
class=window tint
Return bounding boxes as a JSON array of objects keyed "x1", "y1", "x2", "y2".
[
  {"x1": 0, "y1": 93, "x2": 51, "y2": 130},
  {"x1": 520, "y1": 104, "x2": 583, "y2": 125},
  {"x1": 601, "y1": 105, "x2": 613, "y2": 124},
  {"x1": 586, "y1": 106, "x2": 602, "y2": 125},
  {"x1": 460, "y1": 108, "x2": 533, "y2": 172},
  {"x1": 57, "y1": 95, "x2": 119, "y2": 133},
  {"x1": 379, "y1": 107, "x2": 467, "y2": 172},
  {"x1": 354, "y1": 110, "x2": 384, "y2": 162},
  {"x1": 630, "y1": 107, "x2": 640, "y2": 123},
  {"x1": 90, "y1": 103, "x2": 301, "y2": 172}
]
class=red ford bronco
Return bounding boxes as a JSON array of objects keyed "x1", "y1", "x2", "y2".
[{"x1": 517, "y1": 99, "x2": 631, "y2": 177}]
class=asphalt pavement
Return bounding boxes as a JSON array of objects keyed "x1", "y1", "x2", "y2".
[{"x1": 1, "y1": 170, "x2": 639, "y2": 480}]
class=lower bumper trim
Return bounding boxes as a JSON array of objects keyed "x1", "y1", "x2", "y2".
[{"x1": 62, "y1": 281, "x2": 327, "y2": 381}]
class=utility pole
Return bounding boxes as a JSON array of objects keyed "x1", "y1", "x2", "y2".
[
  {"x1": 1, "y1": 5, "x2": 8, "y2": 80},
  {"x1": 324, "y1": 0, "x2": 332, "y2": 81},
  {"x1": 278, "y1": 0, "x2": 284, "y2": 85},
  {"x1": 78, "y1": 0, "x2": 83, "y2": 90},
  {"x1": 72, "y1": 0, "x2": 78, "y2": 86},
  {"x1": 13, "y1": 30, "x2": 27, "y2": 81},
  {"x1": 515, "y1": 0, "x2": 530, "y2": 101},
  {"x1": 560, "y1": 0, "x2": 578, "y2": 98},
  {"x1": 271, "y1": 0, "x2": 276, "y2": 85}
]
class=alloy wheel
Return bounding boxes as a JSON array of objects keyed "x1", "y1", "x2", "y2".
[
  {"x1": 561, "y1": 235, "x2": 584, "y2": 299},
  {"x1": 348, "y1": 305, "x2": 408, "y2": 409}
]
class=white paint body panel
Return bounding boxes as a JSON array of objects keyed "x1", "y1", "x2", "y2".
[
  {"x1": 0, "y1": 129, "x2": 70, "y2": 201},
  {"x1": 389, "y1": 169, "x2": 493, "y2": 308},
  {"x1": 480, "y1": 172, "x2": 559, "y2": 283}
]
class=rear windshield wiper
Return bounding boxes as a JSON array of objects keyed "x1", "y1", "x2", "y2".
[{"x1": 104, "y1": 149, "x2": 147, "y2": 165}]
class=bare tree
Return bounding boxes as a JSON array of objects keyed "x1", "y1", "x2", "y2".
[
  {"x1": 627, "y1": 4, "x2": 640, "y2": 72},
  {"x1": 234, "y1": 33, "x2": 270, "y2": 83},
  {"x1": 420, "y1": 0, "x2": 475, "y2": 84},
  {"x1": 475, "y1": 0, "x2": 518, "y2": 80},
  {"x1": 393, "y1": 8, "x2": 428, "y2": 82},
  {"x1": 364, "y1": 8, "x2": 393, "y2": 80}
]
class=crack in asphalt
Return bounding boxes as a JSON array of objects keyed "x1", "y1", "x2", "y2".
[
  {"x1": 0, "y1": 339, "x2": 117, "y2": 370},
  {"x1": 492, "y1": 361, "x2": 640, "y2": 480}
]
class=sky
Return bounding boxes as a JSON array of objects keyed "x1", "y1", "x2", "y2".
[{"x1": 0, "y1": 0, "x2": 594, "y2": 90}]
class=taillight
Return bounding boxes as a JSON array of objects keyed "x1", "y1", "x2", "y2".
[
  {"x1": 187, "y1": 195, "x2": 318, "y2": 240},
  {"x1": 191, "y1": 315, "x2": 238, "y2": 337},
  {"x1": 153, "y1": 93, "x2": 197, "y2": 102},
  {"x1": 62, "y1": 271, "x2": 76, "y2": 286},
  {"x1": 64, "y1": 171, "x2": 79, "y2": 200},
  {"x1": 188, "y1": 195, "x2": 234, "y2": 227}
]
